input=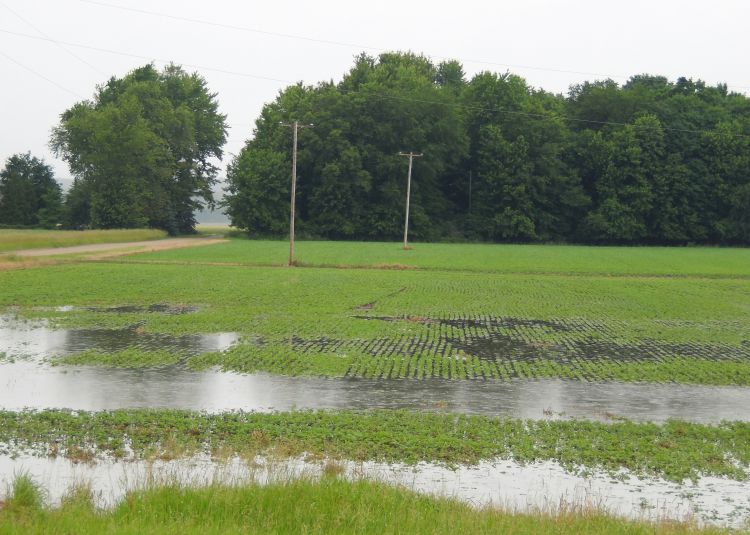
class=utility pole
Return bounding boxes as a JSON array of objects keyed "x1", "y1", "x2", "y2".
[
  {"x1": 398, "y1": 151, "x2": 423, "y2": 250},
  {"x1": 280, "y1": 120, "x2": 313, "y2": 266}
]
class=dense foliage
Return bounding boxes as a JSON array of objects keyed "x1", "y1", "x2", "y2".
[
  {"x1": 0, "y1": 153, "x2": 63, "y2": 228},
  {"x1": 51, "y1": 64, "x2": 227, "y2": 234},
  {"x1": 224, "y1": 53, "x2": 750, "y2": 244}
]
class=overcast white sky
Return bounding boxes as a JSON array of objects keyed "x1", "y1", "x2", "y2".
[{"x1": 1, "y1": 0, "x2": 749, "y2": 190}]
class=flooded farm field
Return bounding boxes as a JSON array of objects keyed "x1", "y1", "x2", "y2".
[
  {"x1": 2, "y1": 312, "x2": 750, "y2": 422},
  {"x1": 1, "y1": 248, "x2": 750, "y2": 531}
]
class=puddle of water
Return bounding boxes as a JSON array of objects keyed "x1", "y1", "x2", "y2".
[
  {"x1": 1, "y1": 361, "x2": 750, "y2": 422},
  {"x1": 0, "y1": 314, "x2": 237, "y2": 360},
  {"x1": 73, "y1": 304, "x2": 200, "y2": 315},
  {"x1": 0, "y1": 454, "x2": 747, "y2": 528}
]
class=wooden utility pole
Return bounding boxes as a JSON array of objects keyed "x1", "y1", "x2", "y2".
[
  {"x1": 398, "y1": 151, "x2": 423, "y2": 249},
  {"x1": 281, "y1": 120, "x2": 313, "y2": 266}
]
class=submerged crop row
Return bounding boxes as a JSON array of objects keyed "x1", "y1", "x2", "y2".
[
  {"x1": 1, "y1": 409, "x2": 749, "y2": 482},
  {"x1": 190, "y1": 343, "x2": 750, "y2": 385}
]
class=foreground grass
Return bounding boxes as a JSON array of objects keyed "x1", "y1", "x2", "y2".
[
  {"x1": 130, "y1": 239, "x2": 750, "y2": 278},
  {"x1": 0, "y1": 477, "x2": 726, "y2": 535},
  {"x1": 1, "y1": 410, "x2": 748, "y2": 482},
  {"x1": 0, "y1": 229, "x2": 166, "y2": 253}
]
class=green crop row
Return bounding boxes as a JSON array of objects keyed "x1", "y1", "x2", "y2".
[
  {"x1": 54, "y1": 349, "x2": 182, "y2": 368},
  {"x1": 188, "y1": 342, "x2": 750, "y2": 385},
  {"x1": 124, "y1": 239, "x2": 750, "y2": 279},
  {"x1": 0, "y1": 409, "x2": 748, "y2": 483},
  {"x1": 2, "y1": 261, "x2": 748, "y2": 344}
]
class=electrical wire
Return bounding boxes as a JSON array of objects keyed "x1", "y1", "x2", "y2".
[
  {"x1": 0, "y1": 0, "x2": 106, "y2": 75},
  {"x1": 0, "y1": 27, "x2": 748, "y2": 139},
  {"x1": 0, "y1": 49, "x2": 82, "y2": 97},
  {"x1": 78, "y1": 0, "x2": 750, "y2": 91}
]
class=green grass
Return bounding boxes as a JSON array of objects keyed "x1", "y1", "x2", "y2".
[
  {"x1": 0, "y1": 229, "x2": 166, "y2": 253},
  {"x1": 0, "y1": 477, "x2": 727, "y2": 535},
  {"x1": 128, "y1": 239, "x2": 750, "y2": 277},
  {"x1": 1, "y1": 409, "x2": 748, "y2": 482}
]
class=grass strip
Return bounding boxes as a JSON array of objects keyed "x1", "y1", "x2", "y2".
[
  {"x1": 0, "y1": 229, "x2": 166, "y2": 253},
  {"x1": 0, "y1": 410, "x2": 748, "y2": 482},
  {"x1": 0, "y1": 476, "x2": 728, "y2": 535}
]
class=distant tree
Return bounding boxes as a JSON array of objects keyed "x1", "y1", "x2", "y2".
[
  {"x1": 225, "y1": 53, "x2": 467, "y2": 240},
  {"x1": 582, "y1": 118, "x2": 655, "y2": 242},
  {"x1": 223, "y1": 147, "x2": 289, "y2": 236},
  {"x1": 0, "y1": 153, "x2": 63, "y2": 228},
  {"x1": 463, "y1": 72, "x2": 588, "y2": 241},
  {"x1": 51, "y1": 64, "x2": 227, "y2": 234},
  {"x1": 224, "y1": 53, "x2": 750, "y2": 245}
]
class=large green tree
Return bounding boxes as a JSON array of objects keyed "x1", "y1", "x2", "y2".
[
  {"x1": 51, "y1": 64, "x2": 227, "y2": 234},
  {"x1": 225, "y1": 53, "x2": 467, "y2": 240},
  {"x1": 0, "y1": 153, "x2": 62, "y2": 228},
  {"x1": 224, "y1": 53, "x2": 750, "y2": 245}
]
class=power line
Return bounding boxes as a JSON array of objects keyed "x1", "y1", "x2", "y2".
[
  {"x1": 0, "y1": 50, "x2": 82, "y2": 97},
  {"x1": 78, "y1": 0, "x2": 750, "y2": 92},
  {"x1": 0, "y1": 27, "x2": 293, "y2": 85},
  {"x1": 0, "y1": 0, "x2": 106, "y2": 75},
  {"x1": 79, "y1": 0, "x2": 383, "y2": 53},
  {"x1": 1, "y1": 27, "x2": 748, "y2": 139}
]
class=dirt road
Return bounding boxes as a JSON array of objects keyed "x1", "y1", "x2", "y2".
[{"x1": 9, "y1": 237, "x2": 226, "y2": 258}]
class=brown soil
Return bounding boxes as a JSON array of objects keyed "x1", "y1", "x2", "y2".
[{"x1": 11, "y1": 237, "x2": 226, "y2": 258}]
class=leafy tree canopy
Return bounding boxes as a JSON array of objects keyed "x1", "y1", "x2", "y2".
[
  {"x1": 51, "y1": 64, "x2": 227, "y2": 234},
  {"x1": 0, "y1": 152, "x2": 63, "y2": 228},
  {"x1": 225, "y1": 53, "x2": 750, "y2": 244}
]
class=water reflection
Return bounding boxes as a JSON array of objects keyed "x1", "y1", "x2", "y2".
[
  {"x1": 1, "y1": 360, "x2": 749, "y2": 422},
  {"x1": 0, "y1": 455, "x2": 748, "y2": 528},
  {"x1": 0, "y1": 314, "x2": 238, "y2": 358}
]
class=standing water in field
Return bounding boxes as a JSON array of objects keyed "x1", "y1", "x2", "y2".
[
  {"x1": 2, "y1": 313, "x2": 750, "y2": 422},
  {"x1": 0, "y1": 310, "x2": 233, "y2": 359},
  {"x1": 0, "y1": 454, "x2": 748, "y2": 529}
]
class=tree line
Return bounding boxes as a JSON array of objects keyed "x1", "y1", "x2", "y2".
[
  {"x1": 225, "y1": 52, "x2": 750, "y2": 244},
  {"x1": 2, "y1": 54, "x2": 749, "y2": 243}
]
